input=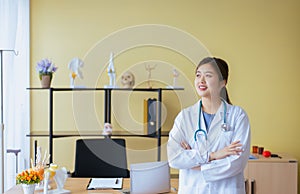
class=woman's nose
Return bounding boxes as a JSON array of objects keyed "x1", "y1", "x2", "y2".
[{"x1": 199, "y1": 76, "x2": 205, "y2": 83}]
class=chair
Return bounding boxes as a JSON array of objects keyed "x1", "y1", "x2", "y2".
[{"x1": 72, "y1": 138, "x2": 129, "y2": 178}]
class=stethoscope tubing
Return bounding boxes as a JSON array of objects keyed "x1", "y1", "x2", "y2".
[{"x1": 194, "y1": 100, "x2": 228, "y2": 142}]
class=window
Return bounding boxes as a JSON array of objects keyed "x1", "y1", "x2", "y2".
[{"x1": 0, "y1": 0, "x2": 30, "y2": 192}]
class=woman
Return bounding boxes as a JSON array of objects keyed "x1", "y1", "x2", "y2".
[{"x1": 167, "y1": 57, "x2": 250, "y2": 194}]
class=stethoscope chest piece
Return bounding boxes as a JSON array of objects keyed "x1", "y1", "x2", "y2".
[{"x1": 221, "y1": 123, "x2": 230, "y2": 132}]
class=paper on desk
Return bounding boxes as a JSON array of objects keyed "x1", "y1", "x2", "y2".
[{"x1": 87, "y1": 178, "x2": 123, "y2": 190}]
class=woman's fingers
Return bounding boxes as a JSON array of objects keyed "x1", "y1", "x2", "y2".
[
  {"x1": 229, "y1": 140, "x2": 242, "y2": 149},
  {"x1": 229, "y1": 147, "x2": 243, "y2": 152},
  {"x1": 226, "y1": 140, "x2": 244, "y2": 155},
  {"x1": 229, "y1": 143, "x2": 243, "y2": 150},
  {"x1": 228, "y1": 146, "x2": 244, "y2": 156},
  {"x1": 192, "y1": 166, "x2": 201, "y2": 170},
  {"x1": 230, "y1": 140, "x2": 241, "y2": 146},
  {"x1": 180, "y1": 141, "x2": 191, "y2": 150}
]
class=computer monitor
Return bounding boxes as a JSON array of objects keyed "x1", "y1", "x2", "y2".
[{"x1": 130, "y1": 161, "x2": 170, "y2": 194}]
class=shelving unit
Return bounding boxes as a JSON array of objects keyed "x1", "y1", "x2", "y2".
[{"x1": 27, "y1": 87, "x2": 183, "y2": 163}]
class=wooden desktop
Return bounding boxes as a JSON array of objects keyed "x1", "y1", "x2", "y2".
[{"x1": 4, "y1": 178, "x2": 179, "y2": 194}]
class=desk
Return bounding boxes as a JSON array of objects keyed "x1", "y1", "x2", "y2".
[
  {"x1": 244, "y1": 153, "x2": 297, "y2": 194},
  {"x1": 4, "y1": 178, "x2": 178, "y2": 194}
]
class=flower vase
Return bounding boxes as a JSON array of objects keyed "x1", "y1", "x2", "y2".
[
  {"x1": 40, "y1": 75, "x2": 52, "y2": 88},
  {"x1": 22, "y1": 184, "x2": 36, "y2": 194}
]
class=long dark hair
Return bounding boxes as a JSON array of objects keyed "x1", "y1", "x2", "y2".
[{"x1": 196, "y1": 57, "x2": 232, "y2": 104}]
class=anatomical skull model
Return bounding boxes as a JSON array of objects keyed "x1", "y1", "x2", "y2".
[{"x1": 121, "y1": 71, "x2": 135, "y2": 88}]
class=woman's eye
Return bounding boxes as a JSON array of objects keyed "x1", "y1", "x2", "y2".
[
  {"x1": 205, "y1": 74, "x2": 212, "y2": 78},
  {"x1": 196, "y1": 73, "x2": 201, "y2": 77}
]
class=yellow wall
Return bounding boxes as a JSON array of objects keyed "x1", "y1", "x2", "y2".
[{"x1": 30, "y1": 0, "x2": 300, "y2": 180}]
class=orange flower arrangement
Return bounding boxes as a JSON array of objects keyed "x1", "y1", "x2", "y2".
[{"x1": 16, "y1": 168, "x2": 43, "y2": 185}]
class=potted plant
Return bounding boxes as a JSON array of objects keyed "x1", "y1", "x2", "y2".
[
  {"x1": 36, "y1": 58, "x2": 58, "y2": 88},
  {"x1": 16, "y1": 168, "x2": 43, "y2": 194}
]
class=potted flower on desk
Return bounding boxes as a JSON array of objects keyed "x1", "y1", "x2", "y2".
[
  {"x1": 16, "y1": 168, "x2": 43, "y2": 194},
  {"x1": 36, "y1": 58, "x2": 58, "y2": 88}
]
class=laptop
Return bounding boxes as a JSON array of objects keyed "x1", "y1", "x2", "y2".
[{"x1": 129, "y1": 161, "x2": 170, "y2": 194}]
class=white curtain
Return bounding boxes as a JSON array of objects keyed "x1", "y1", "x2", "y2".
[{"x1": 0, "y1": 0, "x2": 30, "y2": 192}]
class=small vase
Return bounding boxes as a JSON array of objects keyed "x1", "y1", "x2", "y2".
[
  {"x1": 22, "y1": 184, "x2": 36, "y2": 194},
  {"x1": 40, "y1": 75, "x2": 52, "y2": 88}
]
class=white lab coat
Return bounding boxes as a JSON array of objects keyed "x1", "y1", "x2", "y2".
[{"x1": 167, "y1": 100, "x2": 250, "y2": 194}]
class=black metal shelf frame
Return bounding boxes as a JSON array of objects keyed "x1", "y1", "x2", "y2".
[{"x1": 27, "y1": 87, "x2": 183, "y2": 163}]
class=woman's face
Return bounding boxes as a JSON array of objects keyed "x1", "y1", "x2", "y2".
[{"x1": 194, "y1": 63, "x2": 225, "y2": 99}]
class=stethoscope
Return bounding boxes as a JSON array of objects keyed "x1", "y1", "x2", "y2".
[{"x1": 194, "y1": 100, "x2": 230, "y2": 141}]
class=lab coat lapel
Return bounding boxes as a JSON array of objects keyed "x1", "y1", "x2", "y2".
[
  {"x1": 192, "y1": 100, "x2": 208, "y2": 153},
  {"x1": 191, "y1": 100, "x2": 201, "y2": 131},
  {"x1": 209, "y1": 103, "x2": 223, "y2": 133},
  {"x1": 192, "y1": 100, "x2": 208, "y2": 134},
  {"x1": 207, "y1": 102, "x2": 224, "y2": 148},
  {"x1": 189, "y1": 100, "x2": 203, "y2": 138}
]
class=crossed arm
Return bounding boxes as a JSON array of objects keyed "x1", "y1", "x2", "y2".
[{"x1": 180, "y1": 140, "x2": 243, "y2": 170}]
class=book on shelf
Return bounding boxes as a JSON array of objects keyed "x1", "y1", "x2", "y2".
[{"x1": 144, "y1": 98, "x2": 157, "y2": 137}]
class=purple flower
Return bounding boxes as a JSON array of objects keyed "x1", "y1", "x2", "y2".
[{"x1": 36, "y1": 58, "x2": 58, "y2": 75}]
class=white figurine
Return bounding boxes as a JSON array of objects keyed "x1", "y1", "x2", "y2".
[
  {"x1": 172, "y1": 68, "x2": 179, "y2": 87},
  {"x1": 102, "y1": 122, "x2": 113, "y2": 137},
  {"x1": 145, "y1": 64, "x2": 157, "y2": 88},
  {"x1": 52, "y1": 167, "x2": 69, "y2": 194},
  {"x1": 43, "y1": 164, "x2": 57, "y2": 194},
  {"x1": 68, "y1": 58, "x2": 84, "y2": 88},
  {"x1": 44, "y1": 164, "x2": 70, "y2": 194},
  {"x1": 166, "y1": 68, "x2": 183, "y2": 89},
  {"x1": 121, "y1": 71, "x2": 135, "y2": 88},
  {"x1": 106, "y1": 52, "x2": 116, "y2": 88}
]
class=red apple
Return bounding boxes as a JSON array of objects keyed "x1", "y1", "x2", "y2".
[{"x1": 263, "y1": 150, "x2": 271, "y2": 157}]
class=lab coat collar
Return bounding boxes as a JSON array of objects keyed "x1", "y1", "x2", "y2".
[
  {"x1": 208, "y1": 101, "x2": 226, "y2": 132},
  {"x1": 192, "y1": 99, "x2": 229, "y2": 131},
  {"x1": 202, "y1": 100, "x2": 228, "y2": 147},
  {"x1": 193, "y1": 100, "x2": 225, "y2": 132}
]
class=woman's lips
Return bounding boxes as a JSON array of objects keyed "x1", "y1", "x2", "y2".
[{"x1": 198, "y1": 85, "x2": 207, "y2": 91}]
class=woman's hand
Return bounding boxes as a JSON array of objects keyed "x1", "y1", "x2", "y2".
[
  {"x1": 180, "y1": 141, "x2": 191, "y2": 150},
  {"x1": 180, "y1": 141, "x2": 201, "y2": 170},
  {"x1": 209, "y1": 140, "x2": 243, "y2": 161}
]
